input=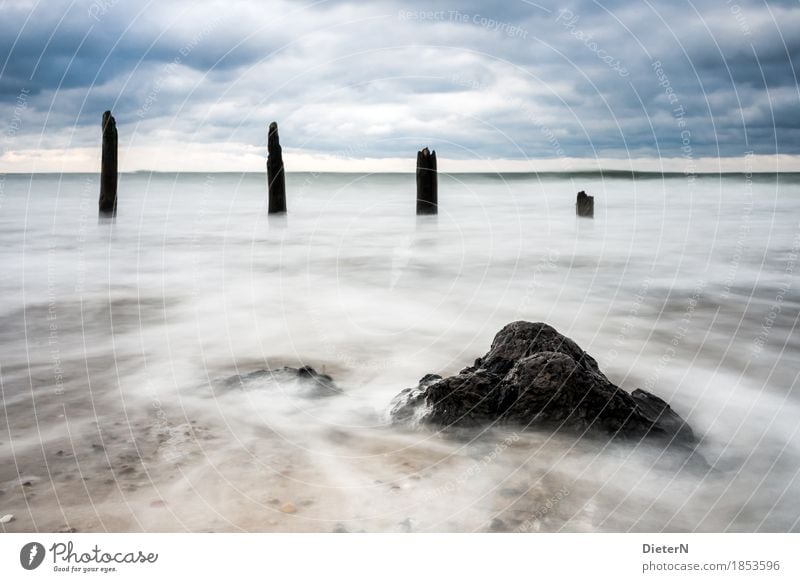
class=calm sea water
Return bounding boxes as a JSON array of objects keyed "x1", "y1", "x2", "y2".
[{"x1": 0, "y1": 171, "x2": 798, "y2": 532}]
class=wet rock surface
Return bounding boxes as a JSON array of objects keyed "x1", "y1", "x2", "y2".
[{"x1": 390, "y1": 321, "x2": 695, "y2": 445}]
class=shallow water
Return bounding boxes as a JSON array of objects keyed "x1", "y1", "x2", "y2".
[{"x1": 0, "y1": 171, "x2": 798, "y2": 532}]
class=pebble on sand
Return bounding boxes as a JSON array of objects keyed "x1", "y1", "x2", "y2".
[
  {"x1": 0, "y1": 514, "x2": 15, "y2": 524},
  {"x1": 280, "y1": 502, "x2": 297, "y2": 514}
]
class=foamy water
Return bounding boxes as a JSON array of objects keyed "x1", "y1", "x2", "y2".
[{"x1": 0, "y1": 171, "x2": 798, "y2": 532}]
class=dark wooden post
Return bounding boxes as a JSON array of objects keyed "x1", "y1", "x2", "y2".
[
  {"x1": 576, "y1": 190, "x2": 594, "y2": 217},
  {"x1": 267, "y1": 121, "x2": 287, "y2": 214},
  {"x1": 416, "y1": 147, "x2": 437, "y2": 215},
  {"x1": 99, "y1": 110, "x2": 117, "y2": 214}
]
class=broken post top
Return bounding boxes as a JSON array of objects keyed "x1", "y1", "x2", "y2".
[
  {"x1": 417, "y1": 147, "x2": 437, "y2": 168},
  {"x1": 576, "y1": 190, "x2": 594, "y2": 218},
  {"x1": 268, "y1": 121, "x2": 282, "y2": 156},
  {"x1": 102, "y1": 110, "x2": 116, "y2": 132}
]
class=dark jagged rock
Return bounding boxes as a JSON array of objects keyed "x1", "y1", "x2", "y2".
[
  {"x1": 576, "y1": 190, "x2": 594, "y2": 217},
  {"x1": 219, "y1": 365, "x2": 340, "y2": 398},
  {"x1": 389, "y1": 321, "x2": 695, "y2": 445},
  {"x1": 99, "y1": 111, "x2": 118, "y2": 214},
  {"x1": 267, "y1": 121, "x2": 287, "y2": 214},
  {"x1": 416, "y1": 147, "x2": 438, "y2": 215}
]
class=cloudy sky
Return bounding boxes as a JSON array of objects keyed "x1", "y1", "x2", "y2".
[{"x1": 1, "y1": 0, "x2": 798, "y2": 172}]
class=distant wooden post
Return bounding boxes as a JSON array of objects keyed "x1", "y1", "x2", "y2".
[
  {"x1": 99, "y1": 110, "x2": 117, "y2": 214},
  {"x1": 267, "y1": 121, "x2": 287, "y2": 214},
  {"x1": 576, "y1": 190, "x2": 594, "y2": 217},
  {"x1": 416, "y1": 147, "x2": 437, "y2": 215}
]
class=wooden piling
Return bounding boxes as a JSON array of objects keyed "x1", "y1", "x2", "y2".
[
  {"x1": 576, "y1": 190, "x2": 594, "y2": 218},
  {"x1": 267, "y1": 121, "x2": 287, "y2": 214},
  {"x1": 98, "y1": 110, "x2": 117, "y2": 214},
  {"x1": 416, "y1": 147, "x2": 438, "y2": 215}
]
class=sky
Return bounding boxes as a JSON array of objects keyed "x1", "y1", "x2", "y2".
[{"x1": 0, "y1": 0, "x2": 798, "y2": 172}]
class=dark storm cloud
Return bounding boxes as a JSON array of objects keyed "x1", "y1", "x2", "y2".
[
  {"x1": 2, "y1": 3, "x2": 202, "y2": 95},
  {"x1": 1, "y1": 0, "x2": 798, "y2": 165}
]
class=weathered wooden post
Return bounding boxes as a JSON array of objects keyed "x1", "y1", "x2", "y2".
[
  {"x1": 99, "y1": 110, "x2": 117, "y2": 214},
  {"x1": 576, "y1": 190, "x2": 594, "y2": 217},
  {"x1": 267, "y1": 121, "x2": 287, "y2": 214},
  {"x1": 416, "y1": 147, "x2": 437, "y2": 215}
]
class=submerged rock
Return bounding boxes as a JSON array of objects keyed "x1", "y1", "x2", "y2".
[
  {"x1": 389, "y1": 321, "x2": 695, "y2": 445},
  {"x1": 219, "y1": 365, "x2": 340, "y2": 398}
]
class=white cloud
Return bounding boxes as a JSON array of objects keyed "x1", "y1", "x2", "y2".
[{"x1": 1, "y1": 0, "x2": 798, "y2": 171}]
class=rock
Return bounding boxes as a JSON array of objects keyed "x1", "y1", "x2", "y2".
[
  {"x1": 99, "y1": 111, "x2": 118, "y2": 214},
  {"x1": 388, "y1": 373, "x2": 441, "y2": 425},
  {"x1": 57, "y1": 526, "x2": 78, "y2": 533},
  {"x1": 0, "y1": 514, "x2": 14, "y2": 524},
  {"x1": 267, "y1": 121, "x2": 287, "y2": 214},
  {"x1": 332, "y1": 523, "x2": 349, "y2": 533},
  {"x1": 416, "y1": 147, "x2": 438, "y2": 215},
  {"x1": 576, "y1": 190, "x2": 594, "y2": 217},
  {"x1": 489, "y1": 517, "x2": 507, "y2": 532},
  {"x1": 499, "y1": 487, "x2": 523, "y2": 498},
  {"x1": 389, "y1": 321, "x2": 695, "y2": 445},
  {"x1": 280, "y1": 502, "x2": 296, "y2": 514},
  {"x1": 219, "y1": 365, "x2": 341, "y2": 398}
]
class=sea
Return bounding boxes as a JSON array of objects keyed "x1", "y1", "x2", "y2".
[{"x1": 0, "y1": 170, "x2": 798, "y2": 532}]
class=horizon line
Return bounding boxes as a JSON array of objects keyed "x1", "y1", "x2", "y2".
[{"x1": 3, "y1": 169, "x2": 799, "y2": 176}]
